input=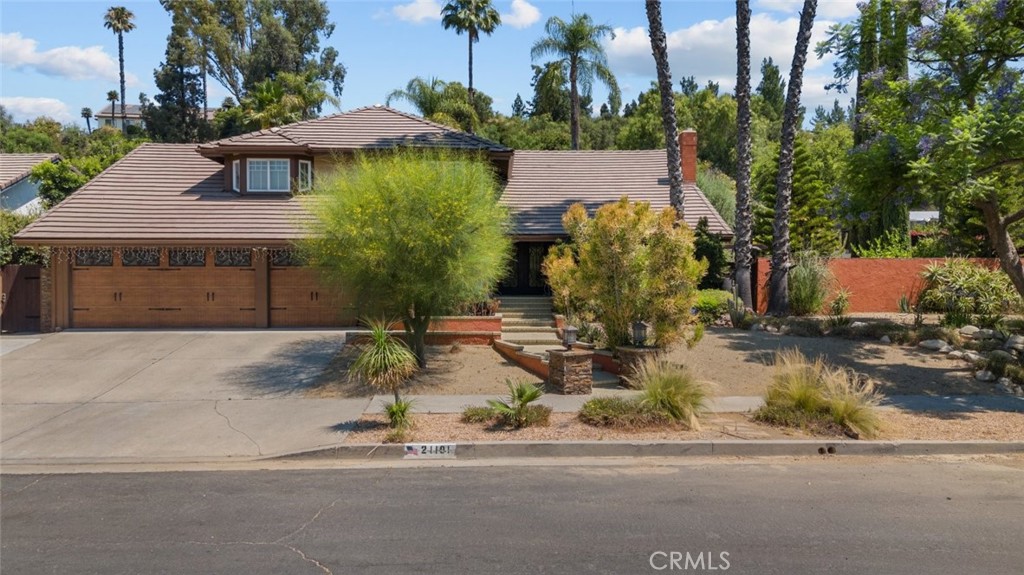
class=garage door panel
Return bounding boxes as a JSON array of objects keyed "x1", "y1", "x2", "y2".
[{"x1": 269, "y1": 267, "x2": 356, "y2": 327}]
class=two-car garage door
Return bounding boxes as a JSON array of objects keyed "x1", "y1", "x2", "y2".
[{"x1": 70, "y1": 248, "x2": 354, "y2": 328}]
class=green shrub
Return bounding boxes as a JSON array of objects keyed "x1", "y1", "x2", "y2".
[
  {"x1": 788, "y1": 251, "x2": 834, "y2": 316},
  {"x1": 919, "y1": 259, "x2": 1022, "y2": 328},
  {"x1": 727, "y1": 293, "x2": 757, "y2": 329},
  {"x1": 754, "y1": 350, "x2": 881, "y2": 439},
  {"x1": 627, "y1": 359, "x2": 709, "y2": 430},
  {"x1": 0, "y1": 211, "x2": 45, "y2": 267},
  {"x1": 578, "y1": 397, "x2": 673, "y2": 429},
  {"x1": 826, "y1": 287, "x2": 853, "y2": 328},
  {"x1": 696, "y1": 162, "x2": 736, "y2": 226},
  {"x1": 383, "y1": 398, "x2": 415, "y2": 431},
  {"x1": 695, "y1": 289, "x2": 733, "y2": 326},
  {"x1": 349, "y1": 318, "x2": 417, "y2": 401},
  {"x1": 461, "y1": 405, "x2": 496, "y2": 423},
  {"x1": 694, "y1": 217, "x2": 728, "y2": 290},
  {"x1": 487, "y1": 379, "x2": 551, "y2": 428},
  {"x1": 851, "y1": 228, "x2": 912, "y2": 258}
]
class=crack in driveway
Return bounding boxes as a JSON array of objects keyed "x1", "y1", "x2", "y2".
[{"x1": 213, "y1": 401, "x2": 263, "y2": 456}]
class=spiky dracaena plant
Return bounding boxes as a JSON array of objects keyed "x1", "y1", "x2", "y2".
[{"x1": 348, "y1": 318, "x2": 417, "y2": 403}]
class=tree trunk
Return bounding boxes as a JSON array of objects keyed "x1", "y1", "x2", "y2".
[
  {"x1": 733, "y1": 0, "x2": 755, "y2": 309},
  {"x1": 569, "y1": 56, "x2": 580, "y2": 151},
  {"x1": 118, "y1": 32, "x2": 127, "y2": 135},
  {"x1": 978, "y1": 197, "x2": 1024, "y2": 299},
  {"x1": 468, "y1": 34, "x2": 475, "y2": 107},
  {"x1": 768, "y1": 0, "x2": 817, "y2": 316},
  {"x1": 405, "y1": 315, "x2": 430, "y2": 369},
  {"x1": 645, "y1": 0, "x2": 684, "y2": 218}
]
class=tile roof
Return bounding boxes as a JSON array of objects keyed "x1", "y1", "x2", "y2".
[
  {"x1": 14, "y1": 144, "x2": 310, "y2": 246},
  {"x1": 501, "y1": 150, "x2": 733, "y2": 238},
  {"x1": 95, "y1": 104, "x2": 144, "y2": 117},
  {"x1": 0, "y1": 153, "x2": 60, "y2": 190},
  {"x1": 198, "y1": 105, "x2": 511, "y2": 155}
]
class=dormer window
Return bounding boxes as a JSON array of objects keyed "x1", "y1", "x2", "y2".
[
  {"x1": 298, "y1": 160, "x2": 312, "y2": 192},
  {"x1": 248, "y1": 159, "x2": 290, "y2": 192}
]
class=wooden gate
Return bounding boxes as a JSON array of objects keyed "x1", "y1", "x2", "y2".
[{"x1": 1, "y1": 264, "x2": 41, "y2": 332}]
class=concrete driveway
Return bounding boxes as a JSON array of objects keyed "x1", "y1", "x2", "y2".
[{"x1": 1, "y1": 331, "x2": 369, "y2": 464}]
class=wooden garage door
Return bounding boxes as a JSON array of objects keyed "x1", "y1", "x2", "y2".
[
  {"x1": 269, "y1": 258, "x2": 355, "y2": 327},
  {"x1": 71, "y1": 248, "x2": 259, "y2": 328}
]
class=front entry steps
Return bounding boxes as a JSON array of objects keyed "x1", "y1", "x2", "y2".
[{"x1": 499, "y1": 296, "x2": 561, "y2": 347}]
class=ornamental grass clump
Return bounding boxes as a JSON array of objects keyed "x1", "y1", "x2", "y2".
[
  {"x1": 627, "y1": 358, "x2": 709, "y2": 430},
  {"x1": 755, "y1": 349, "x2": 881, "y2": 439},
  {"x1": 788, "y1": 251, "x2": 834, "y2": 316}
]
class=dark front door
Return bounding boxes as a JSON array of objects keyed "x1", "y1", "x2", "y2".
[{"x1": 498, "y1": 242, "x2": 553, "y2": 296}]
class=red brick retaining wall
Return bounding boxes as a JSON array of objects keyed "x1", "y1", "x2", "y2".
[{"x1": 753, "y1": 258, "x2": 999, "y2": 313}]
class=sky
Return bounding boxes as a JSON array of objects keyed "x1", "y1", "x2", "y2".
[{"x1": 0, "y1": 0, "x2": 862, "y2": 127}]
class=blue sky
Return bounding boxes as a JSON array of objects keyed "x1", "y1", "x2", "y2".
[{"x1": 0, "y1": 1, "x2": 860, "y2": 127}]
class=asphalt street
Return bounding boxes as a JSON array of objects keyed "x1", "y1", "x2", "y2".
[{"x1": 2, "y1": 457, "x2": 1022, "y2": 574}]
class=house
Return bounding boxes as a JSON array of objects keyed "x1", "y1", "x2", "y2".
[
  {"x1": 15, "y1": 106, "x2": 731, "y2": 331},
  {"x1": 0, "y1": 153, "x2": 60, "y2": 215},
  {"x1": 95, "y1": 104, "x2": 145, "y2": 131}
]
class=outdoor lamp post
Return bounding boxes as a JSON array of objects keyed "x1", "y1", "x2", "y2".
[
  {"x1": 563, "y1": 325, "x2": 578, "y2": 349},
  {"x1": 632, "y1": 321, "x2": 651, "y2": 347}
]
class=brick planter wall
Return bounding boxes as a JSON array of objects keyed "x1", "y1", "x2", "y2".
[{"x1": 753, "y1": 257, "x2": 1000, "y2": 313}]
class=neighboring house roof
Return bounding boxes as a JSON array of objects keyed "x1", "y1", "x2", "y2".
[
  {"x1": 197, "y1": 105, "x2": 511, "y2": 157},
  {"x1": 0, "y1": 153, "x2": 59, "y2": 190},
  {"x1": 15, "y1": 144, "x2": 309, "y2": 246},
  {"x1": 502, "y1": 150, "x2": 733, "y2": 238},
  {"x1": 96, "y1": 102, "x2": 144, "y2": 117}
]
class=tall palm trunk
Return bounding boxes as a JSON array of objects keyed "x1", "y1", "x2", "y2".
[
  {"x1": 118, "y1": 31, "x2": 127, "y2": 134},
  {"x1": 569, "y1": 56, "x2": 580, "y2": 150},
  {"x1": 468, "y1": 34, "x2": 475, "y2": 107},
  {"x1": 645, "y1": 0, "x2": 683, "y2": 216},
  {"x1": 767, "y1": 0, "x2": 817, "y2": 316},
  {"x1": 733, "y1": 0, "x2": 755, "y2": 308}
]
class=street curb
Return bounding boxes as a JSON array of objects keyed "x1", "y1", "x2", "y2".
[{"x1": 271, "y1": 440, "x2": 1024, "y2": 461}]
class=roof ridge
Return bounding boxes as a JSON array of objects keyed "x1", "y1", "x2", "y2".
[{"x1": 370, "y1": 106, "x2": 510, "y2": 150}]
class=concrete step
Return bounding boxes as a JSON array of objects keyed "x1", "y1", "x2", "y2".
[
  {"x1": 500, "y1": 306, "x2": 555, "y2": 314},
  {"x1": 499, "y1": 311, "x2": 554, "y2": 319},
  {"x1": 501, "y1": 319, "x2": 556, "y2": 327},
  {"x1": 501, "y1": 326, "x2": 558, "y2": 333},
  {"x1": 503, "y1": 336, "x2": 564, "y2": 346},
  {"x1": 593, "y1": 370, "x2": 621, "y2": 387},
  {"x1": 500, "y1": 297, "x2": 553, "y2": 303}
]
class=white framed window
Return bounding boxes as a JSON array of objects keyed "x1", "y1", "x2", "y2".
[
  {"x1": 247, "y1": 159, "x2": 290, "y2": 192},
  {"x1": 231, "y1": 160, "x2": 240, "y2": 192},
  {"x1": 298, "y1": 160, "x2": 312, "y2": 192}
]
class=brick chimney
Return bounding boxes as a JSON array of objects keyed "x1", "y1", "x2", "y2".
[{"x1": 679, "y1": 129, "x2": 697, "y2": 185}]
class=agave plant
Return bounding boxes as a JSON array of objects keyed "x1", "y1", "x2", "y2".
[{"x1": 349, "y1": 317, "x2": 417, "y2": 402}]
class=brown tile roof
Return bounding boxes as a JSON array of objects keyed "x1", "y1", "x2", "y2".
[
  {"x1": 198, "y1": 105, "x2": 510, "y2": 156},
  {"x1": 0, "y1": 153, "x2": 60, "y2": 190},
  {"x1": 501, "y1": 150, "x2": 733, "y2": 238},
  {"x1": 14, "y1": 144, "x2": 310, "y2": 246}
]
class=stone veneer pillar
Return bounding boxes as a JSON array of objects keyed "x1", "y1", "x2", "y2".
[
  {"x1": 548, "y1": 348, "x2": 593, "y2": 395},
  {"x1": 615, "y1": 346, "x2": 661, "y2": 389},
  {"x1": 39, "y1": 260, "x2": 53, "y2": 333}
]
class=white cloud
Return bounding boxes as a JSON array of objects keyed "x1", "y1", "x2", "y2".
[
  {"x1": 502, "y1": 0, "x2": 540, "y2": 29},
  {"x1": 605, "y1": 13, "x2": 844, "y2": 112},
  {"x1": 393, "y1": 0, "x2": 442, "y2": 24},
  {"x1": 0, "y1": 96, "x2": 73, "y2": 123},
  {"x1": 0, "y1": 32, "x2": 138, "y2": 85},
  {"x1": 756, "y1": 0, "x2": 861, "y2": 20}
]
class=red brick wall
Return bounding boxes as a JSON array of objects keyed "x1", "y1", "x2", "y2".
[{"x1": 753, "y1": 258, "x2": 999, "y2": 313}]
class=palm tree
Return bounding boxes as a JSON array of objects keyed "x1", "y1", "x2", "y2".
[
  {"x1": 106, "y1": 90, "x2": 119, "y2": 127},
  {"x1": 441, "y1": 0, "x2": 501, "y2": 111},
  {"x1": 531, "y1": 13, "x2": 618, "y2": 150},
  {"x1": 81, "y1": 107, "x2": 93, "y2": 133},
  {"x1": 644, "y1": 0, "x2": 683, "y2": 216},
  {"x1": 386, "y1": 76, "x2": 478, "y2": 131},
  {"x1": 733, "y1": 0, "x2": 755, "y2": 309},
  {"x1": 104, "y1": 6, "x2": 136, "y2": 134},
  {"x1": 768, "y1": 0, "x2": 818, "y2": 316}
]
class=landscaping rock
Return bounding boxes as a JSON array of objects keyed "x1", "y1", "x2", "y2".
[
  {"x1": 918, "y1": 339, "x2": 947, "y2": 351},
  {"x1": 959, "y1": 325, "x2": 980, "y2": 338},
  {"x1": 938, "y1": 345, "x2": 955, "y2": 354},
  {"x1": 850, "y1": 321, "x2": 868, "y2": 329},
  {"x1": 879, "y1": 335, "x2": 892, "y2": 344},
  {"x1": 963, "y1": 351, "x2": 983, "y2": 363},
  {"x1": 751, "y1": 323, "x2": 764, "y2": 332},
  {"x1": 995, "y1": 378, "x2": 1023, "y2": 397},
  {"x1": 975, "y1": 370, "x2": 997, "y2": 382},
  {"x1": 1005, "y1": 334, "x2": 1024, "y2": 351},
  {"x1": 975, "y1": 329, "x2": 1004, "y2": 341},
  {"x1": 947, "y1": 350, "x2": 965, "y2": 360}
]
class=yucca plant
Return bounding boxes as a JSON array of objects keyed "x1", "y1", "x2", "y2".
[
  {"x1": 486, "y1": 379, "x2": 550, "y2": 428},
  {"x1": 629, "y1": 358, "x2": 709, "y2": 430},
  {"x1": 349, "y1": 317, "x2": 417, "y2": 403}
]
